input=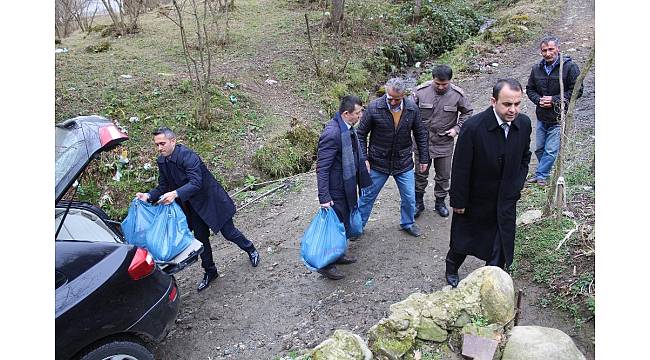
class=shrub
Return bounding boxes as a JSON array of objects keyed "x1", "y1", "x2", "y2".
[
  {"x1": 253, "y1": 120, "x2": 319, "y2": 178},
  {"x1": 85, "y1": 40, "x2": 111, "y2": 53},
  {"x1": 377, "y1": 0, "x2": 483, "y2": 69}
]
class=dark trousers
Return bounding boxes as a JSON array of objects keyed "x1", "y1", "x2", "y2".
[
  {"x1": 186, "y1": 205, "x2": 253, "y2": 273},
  {"x1": 415, "y1": 155, "x2": 452, "y2": 199},
  {"x1": 330, "y1": 195, "x2": 351, "y2": 238},
  {"x1": 445, "y1": 231, "x2": 506, "y2": 274}
]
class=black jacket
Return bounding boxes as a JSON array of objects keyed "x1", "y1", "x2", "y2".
[
  {"x1": 357, "y1": 95, "x2": 429, "y2": 175},
  {"x1": 449, "y1": 107, "x2": 532, "y2": 266},
  {"x1": 149, "y1": 144, "x2": 236, "y2": 232},
  {"x1": 526, "y1": 55, "x2": 583, "y2": 124}
]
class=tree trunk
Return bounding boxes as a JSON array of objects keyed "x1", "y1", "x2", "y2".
[
  {"x1": 544, "y1": 47, "x2": 595, "y2": 216},
  {"x1": 330, "y1": 0, "x2": 345, "y2": 34},
  {"x1": 414, "y1": 0, "x2": 422, "y2": 24},
  {"x1": 100, "y1": 0, "x2": 126, "y2": 34}
]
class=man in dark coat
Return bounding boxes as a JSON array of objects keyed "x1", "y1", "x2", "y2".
[
  {"x1": 136, "y1": 127, "x2": 260, "y2": 292},
  {"x1": 525, "y1": 35, "x2": 583, "y2": 186},
  {"x1": 316, "y1": 95, "x2": 372, "y2": 280},
  {"x1": 356, "y1": 78, "x2": 430, "y2": 237},
  {"x1": 445, "y1": 79, "x2": 532, "y2": 287}
]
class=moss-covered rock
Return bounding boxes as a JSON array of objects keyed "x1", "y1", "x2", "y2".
[
  {"x1": 415, "y1": 317, "x2": 448, "y2": 342},
  {"x1": 368, "y1": 319, "x2": 417, "y2": 360},
  {"x1": 309, "y1": 329, "x2": 372, "y2": 360}
]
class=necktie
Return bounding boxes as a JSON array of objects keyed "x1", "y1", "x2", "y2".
[{"x1": 501, "y1": 122, "x2": 510, "y2": 139}]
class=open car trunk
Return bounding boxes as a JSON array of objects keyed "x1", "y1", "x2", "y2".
[
  {"x1": 55, "y1": 202, "x2": 203, "y2": 274},
  {"x1": 55, "y1": 116, "x2": 202, "y2": 275}
]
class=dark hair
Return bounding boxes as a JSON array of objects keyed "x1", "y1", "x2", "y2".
[
  {"x1": 432, "y1": 64, "x2": 453, "y2": 81},
  {"x1": 539, "y1": 35, "x2": 560, "y2": 48},
  {"x1": 492, "y1": 78, "x2": 523, "y2": 99},
  {"x1": 152, "y1": 127, "x2": 177, "y2": 139},
  {"x1": 339, "y1": 95, "x2": 363, "y2": 114}
]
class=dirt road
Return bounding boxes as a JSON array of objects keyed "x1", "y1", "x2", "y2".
[{"x1": 154, "y1": 0, "x2": 595, "y2": 358}]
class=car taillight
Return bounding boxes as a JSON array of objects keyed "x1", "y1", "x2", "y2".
[
  {"x1": 128, "y1": 248, "x2": 155, "y2": 280},
  {"x1": 169, "y1": 285, "x2": 178, "y2": 302}
]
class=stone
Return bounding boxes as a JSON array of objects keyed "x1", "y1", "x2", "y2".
[
  {"x1": 415, "y1": 317, "x2": 448, "y2": 342},
  {"x1": 501, "y1": 326, "x2": 586, "y2": 360},
  {"x1": 368, "y1": 319, "x2": 417, "y2": 360},
  {"x1": 309, "y1": 329, "x2": 373, "y2": 360},
  {"x1": 473, "y1": 267, "x2": 515, "y2": 324},
  {"x1": 516, "y1": 209, "x2": 542, "y2": 226}
]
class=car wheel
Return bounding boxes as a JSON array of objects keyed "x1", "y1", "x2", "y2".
[{"x1": 79, "y1": 340, "x2": 154, "y2": 360}]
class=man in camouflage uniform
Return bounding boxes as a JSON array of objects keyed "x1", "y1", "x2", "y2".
[{"x1": 412, "y1": 65, "x2": 473, "y2": 218}]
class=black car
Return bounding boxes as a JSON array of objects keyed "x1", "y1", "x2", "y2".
[{"x1": 55, "y1": 116, "x2": 203, "y2": 360}]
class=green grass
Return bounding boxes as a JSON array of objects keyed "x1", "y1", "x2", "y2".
[
  {"x1": 513, "y1": 157, "x2": 595, "y2": 326},
  {"x1": 438, "y1": 0, "x2": 562, "y2": 75}
]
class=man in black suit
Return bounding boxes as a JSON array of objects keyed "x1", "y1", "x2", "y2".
[
  {"x1": 316, "y1": 95, "x2": 372, "y2": 280},
  {"x1": 136, "y1": 127, "x2": 260, "y2": 292},
  {"x1": 445, "y1": 79, "x2": 532, "y2": 287}
]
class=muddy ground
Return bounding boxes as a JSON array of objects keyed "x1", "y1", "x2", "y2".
[{"x1": 154, "y1": 0, "x2": 595, "y2": 358}]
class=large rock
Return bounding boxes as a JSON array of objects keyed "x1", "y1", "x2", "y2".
[
  {"x1": 310, "y1": 329, "x2": 373, "y2": 360},
  {"x1": 501, "y1": 326, "x2": 586, "y2": 360},
  {"x1": 367, "y1": 266, "x2": 515, "y2": 358},
  {"x1": 516, "y1": 209, "x2": 542, "y2": 226}
]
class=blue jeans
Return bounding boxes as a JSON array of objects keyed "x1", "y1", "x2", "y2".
[
  {"x1": 358, "y1": 169, "x2": 416, "y2": 230},
  {"x1": 534, "y1": 121, "x2": 561, "y2": 180}
]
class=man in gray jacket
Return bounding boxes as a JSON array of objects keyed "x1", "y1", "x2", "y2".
[{"x1": 412, "y1": 65, "x2": 473, "y2": 218}]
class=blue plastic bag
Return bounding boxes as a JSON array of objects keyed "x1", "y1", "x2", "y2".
[
  {"x1": 300, "y1": 208, "x2": 348, "y2": 271},
  {"x1": 348, "y1": 205, "x2": 363, "y2": 237},
  {"x1": 121, "y1": 199, "x2": 194, "y2": 261},
  {"x1": 121, "y1": 199, "x2": 157, "y2": 248}
]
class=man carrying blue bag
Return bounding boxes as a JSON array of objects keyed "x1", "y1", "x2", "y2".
[
  {"x1": 135, "y1": 127, "x2": 260, "y2": 292},
  {"x1": 314, "y1": 95, "x2": 372, "y2": 280}
]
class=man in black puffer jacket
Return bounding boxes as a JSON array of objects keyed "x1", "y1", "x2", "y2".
[
  {"x1": 356, "y1": 78, "x2": 430, "y2": 237},
  {"x1": 525, "y1": 35, "x2": 583, "y2": 186}
]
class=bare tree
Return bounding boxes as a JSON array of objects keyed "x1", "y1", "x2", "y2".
[
  {"x1": 56, "y1": 0, "x2": 77, "y2": 38},
  {"x1": 100, "y1": 0, "x2": 148, "y2": 35},
  {"x1": 165, "y1": 0, "x2": 226, "y2": 128}
]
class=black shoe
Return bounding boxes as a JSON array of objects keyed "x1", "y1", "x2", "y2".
[
  {"x1": 435, "y1": 198, "x2": 449, "y2": 217},
  {"x1": 317, "y1": 265, "x2": 345, "y2": 280},
  {"x1": 349, "y1": 236, "x2": 360, "y2": 242},
  {"x1": 247, "y1": 249, "x2": 260, "y2": 267},
  {"x1": 415, "y1": 192, "x2": 425, "y2": 219},
  {"x1": 336, "y1": 254, "x2": 357, "y2": 265},
  {"x1": 197, "y1": 270, "x2": 218, "y2": 292},
  {"x1": 445, "y1": 272, "x2": 459, "y2": 288},
  {"x1": 403, "y1": 224, "x2": 422, "y2": 237}
]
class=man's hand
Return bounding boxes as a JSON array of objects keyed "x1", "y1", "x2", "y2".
[
  {"x1": 443, "y1": 128, "x2": 458, "y2": 137},
  {"x1": 157, "y1": 190, "x2": 178, "y2": 205},
  {"x1": 453, "y1": 207, "x2": 465, "y2": 214},
  {"x1": 419, "y1": 163, "x2": 429, "y2": 173},
  {"x1": 320, "y1": 201, "x2": 333, "y2": 208},
  {"x1": 365, "y1": 160, "x2": 371, "y2": 174},
  {"x1": 135, "y1": 192, "x2": 150, "y2": 202},
  {"x1": 539, "y1": 96, "x2": 553, "y2": 108}
]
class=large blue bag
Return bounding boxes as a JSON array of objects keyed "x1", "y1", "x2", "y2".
[
  {"x1": 121, "y1": 199, "x2": 194, "y2": 261},
  {"x1": 300, "y1": 208, "x2": 348, "y2": 271},
  {"x1": 348, "y1": 205, "x2": 363, "y2": 237}
]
